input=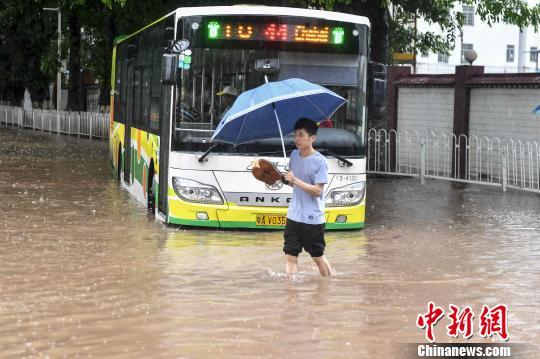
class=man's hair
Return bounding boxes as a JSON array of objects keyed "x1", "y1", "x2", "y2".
[{"x1": 294, "y1": 117, "x2": 318, "y2": 136}]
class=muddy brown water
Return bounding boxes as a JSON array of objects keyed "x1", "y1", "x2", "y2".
[{"x1": 1, "y1": 126, "x2": 538, "y2": 358}]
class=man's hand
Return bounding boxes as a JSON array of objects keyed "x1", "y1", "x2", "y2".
[
  {"x1": 284, "y1": 171, "x2": 296, "y2": 186},
  {"x1": 284, "y1": 171, "x2": 324, "y2": 197}
]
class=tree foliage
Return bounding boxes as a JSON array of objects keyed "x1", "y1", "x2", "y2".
[
  {"x1": 388, "y1": 0, "x2": 540, "y2": 59},
  {"x1": 0, "y1": 0, "x2": 55, "y2": 104},
  {"x1": 3, "y1": 0, "x2": 540, "y2": 106}
]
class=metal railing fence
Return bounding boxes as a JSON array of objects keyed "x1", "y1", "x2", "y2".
[
  {"x1": 3, "y1": 110, "x2": 539, "y2": 193},
  {"x1": 0, "y1": 105, "x2": 109, "y2": 139},
  {"x1": 368, "y1": 128, "x2": 540, "y2": 193}
]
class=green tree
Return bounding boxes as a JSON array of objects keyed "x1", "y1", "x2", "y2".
[
  {"x1": 4, "y1": 0, "x2": 540, "y2": 106},
  {"x1": 319, "y1": 0, "x2": 540, "y2": 64},
  {"x1": 0, "y1": 0, "x2": 55, "y2": 105},
  {"x1": 64, "y1": 0, "x2": 127, "y2": 111},
  {"x1": 79, "y1": 0, "x2": 180, "y2": 107},
  {"x1": 65, "y1": 1, "x2": 83, "y2": 110}
]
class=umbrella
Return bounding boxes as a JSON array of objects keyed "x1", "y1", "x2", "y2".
[
  {"x1": 533, "y1": 104, "x2": 540, "y2": 115},
  {"x1": 210, "y1": 78, "x2": 346, "y2": 163}
]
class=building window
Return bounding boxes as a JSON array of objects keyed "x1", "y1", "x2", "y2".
[
  {"x1": 530, "y1": 47, "x2": 538, "y2": 62},
  {"x1": 461, "y1": 43, "x2": 473, "y2": 64},
  {"x1": 438, "y1": 53, "x2": 449, "y2": 63},
  {"x1": 463, "y1": 5, "x2": 474, "y2": 26},
  {"x1": 507, "y1": 45, "x2": 515, "y2": 62}
]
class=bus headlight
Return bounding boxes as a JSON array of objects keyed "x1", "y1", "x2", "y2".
[
  {"x1": 172, "y1": 177, "x2": 224, "y2": 205},
  {"x1": 325, "y1": 182, "x2": 366, "y2": 207}
]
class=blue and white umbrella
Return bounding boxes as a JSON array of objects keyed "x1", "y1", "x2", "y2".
[
  {"x1": 533, "y1": 104, "x2": 540, "y2": 115},
  {"x1": 210, "y1": 78, "x2": 346, "y2": 162}
]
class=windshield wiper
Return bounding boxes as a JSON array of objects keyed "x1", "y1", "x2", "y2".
[
  {"x1": 198, "y1": 142, "x2": 220, "y2": 162},
  {"x1": 199, "y1": 146, "x2": 352, "y2": 167},
  {"x1": 320, "y1": 149, "x2": 353, "y2": 167},
  {"x1": 256, "y1": 150, "x2": 293, "y2": 156}
]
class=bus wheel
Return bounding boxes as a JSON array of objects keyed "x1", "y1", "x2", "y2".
[
  {"x1": 117, "y1": 144, "x2": 122, "y2": 182},
  {"x1": 147, "y1": 161, "x2": 155, "y2": 213}
]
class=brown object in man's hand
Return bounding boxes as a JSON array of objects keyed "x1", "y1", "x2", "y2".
[{"x1": 252, "y1": 159, "x2": 283, "y2": 186}]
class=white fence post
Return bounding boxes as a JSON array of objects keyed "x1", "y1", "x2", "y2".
[
  {"x1": 1, "y1": 106, "x2": 107, "y2": 139},
  {"x1": 420, "y1": 142, "x2": 426, "y2": 185},
  {"x1": 502, "y1": 149, "x2": 507, "y2": 192},
  {"x1": 89, "y1": 114, "x2": 93, "y2": 140}
]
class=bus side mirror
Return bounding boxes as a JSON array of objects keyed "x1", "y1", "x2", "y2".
[{"x1": 161, "y1": 54, "x2": 177, "y2": 85}]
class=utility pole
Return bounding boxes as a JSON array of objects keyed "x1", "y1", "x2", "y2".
[{"x1": 44, "y1": 7, "x2": 62, "y2": 112}]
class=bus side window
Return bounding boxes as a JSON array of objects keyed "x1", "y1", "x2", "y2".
[
  {"x1": 147, "y1": 21, "x2": 170, "y2": 133},
  {"x1": 149, "y1": 46, "x2": 162, "y2": 132},
  {"x1": 121, "y1": 58, "x2": 128, "y2": 123},
  {"x1": 138, "y1": 31, "x2": 153, "y2": 130},
  {"x1": 114, "y1": 47, "x2": 123, "y2": 123},
  {"x1": 142, "y1": 68, "x2": 151, "y2": 126},
  {"x1": 133, "y1": 67, "x2": 142, "y2": 127}
]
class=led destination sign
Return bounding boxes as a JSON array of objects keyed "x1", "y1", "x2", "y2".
[
  {"x1": 207, "y1": 21, "x2": 346, "y2": 45},
  {"x1": 199, "y1": 16, "x2": 361, "y2": 53}
]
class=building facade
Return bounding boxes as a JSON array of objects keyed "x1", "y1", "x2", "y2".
[{"x1": 416, "y1": 1, "x2": 540, "y2": 74}]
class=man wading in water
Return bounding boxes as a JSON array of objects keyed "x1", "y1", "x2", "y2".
[{"x1": 283, "y1": 118, "x2": 332, "y2": 277}]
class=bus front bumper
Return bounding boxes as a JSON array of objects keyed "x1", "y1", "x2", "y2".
[{"x1": 168, "y1": 198, "x2": 365, "y2": 230}]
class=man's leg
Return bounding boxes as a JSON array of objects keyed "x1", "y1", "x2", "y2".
[
  {"x1": 303, "y1": 223, "x2": 330, "y2": 277},
  {"x1": 285, "y1": 254, "x2": 299, "y2": 274},
  {"x1": 312, "y1": 256, "x2": 332, "y2": 277},
  {"x1": 283, "y1": 219, "x2": 301, "y2": 274}
]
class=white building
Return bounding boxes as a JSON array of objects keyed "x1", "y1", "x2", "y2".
[{"x1": 415, "y1": 1, "x2": 540, "y2": 73}]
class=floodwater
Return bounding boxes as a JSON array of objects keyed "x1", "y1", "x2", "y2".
[{"x1": 1, "y1": 126, "x2": 539, "y2": 358}]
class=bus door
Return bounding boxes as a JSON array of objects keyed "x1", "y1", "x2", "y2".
[
  {"x1": 123, "y1": 59, "x2": 134, "y2": 184},
  {"x1": 157, "y1": 85, "x2": 172, "y2": 216}
]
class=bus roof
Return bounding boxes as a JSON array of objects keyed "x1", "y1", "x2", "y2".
[
  {"x1": 114, "y1": 5, "x2": 370, "y2": 47},
  {"x1": 174, "y1": 5, "x2": 370, "y2": 27}
]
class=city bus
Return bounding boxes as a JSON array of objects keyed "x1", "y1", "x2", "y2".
[{"x1": 109, "y1": 5, "x2": 370, "y2": 229}]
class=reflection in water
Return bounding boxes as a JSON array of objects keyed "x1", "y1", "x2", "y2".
[{"x1": 0, "y1": 127, "x2": 538, "y2": 357}]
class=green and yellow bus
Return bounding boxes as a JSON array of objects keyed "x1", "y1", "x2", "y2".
[{"x1": 109, "y1": 5, "x2": 370, "y2": 229}]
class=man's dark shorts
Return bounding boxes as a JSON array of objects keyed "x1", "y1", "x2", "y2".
[{"x1": 283, "y1": 218, "x2": 326, "y2": 257}]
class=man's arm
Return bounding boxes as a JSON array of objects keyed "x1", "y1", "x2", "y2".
[{"x1": 284, "y1": 171, "x2": 324, "y2": 197}]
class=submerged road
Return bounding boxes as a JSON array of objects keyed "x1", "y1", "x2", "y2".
[{"x1": 1, "y1": 126, "x2": 538, "y2": 357}]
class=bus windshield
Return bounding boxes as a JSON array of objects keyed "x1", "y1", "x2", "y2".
[{"x1": 172, "y1": 15, "x2": 368, "y2": 157}]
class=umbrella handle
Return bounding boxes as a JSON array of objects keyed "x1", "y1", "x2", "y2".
[{"x1": 281, "y1": 175, "x2": 289, "y2": 185}]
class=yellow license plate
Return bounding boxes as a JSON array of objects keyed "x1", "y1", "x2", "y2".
[{"x1": 255, "y1": 214, "x2": 286, "y2": 226}]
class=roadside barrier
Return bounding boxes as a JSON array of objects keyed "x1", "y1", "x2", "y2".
[
  {"x1": 0, "y1": 105, "x2": 109, "y2": 139},
  {"x1": 368, "y1": 128, "x2": 540, "y2": 193},
  {"x1": 2, "y1": 110, "x2": 538, "y2": 193}
]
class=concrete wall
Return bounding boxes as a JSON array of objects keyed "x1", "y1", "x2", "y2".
[
  {"x1": 386, "y1": 66, "x2": 540, "y2": 180},
  {"x1": 396, "y1": 88, "x2": 455, "y2": 174},
  {"x1": 468, "y1": 88, "x2": 540, "y2": 182},
  {"x1": 397, "y1": 88, "x2": 455, "y2": 133},
  {"x1": 393, "y1": 87, "x2": 540, "y2": 180},
  {"x1": 470, "y1": 88, "x2": 540, "y2": 141}
]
